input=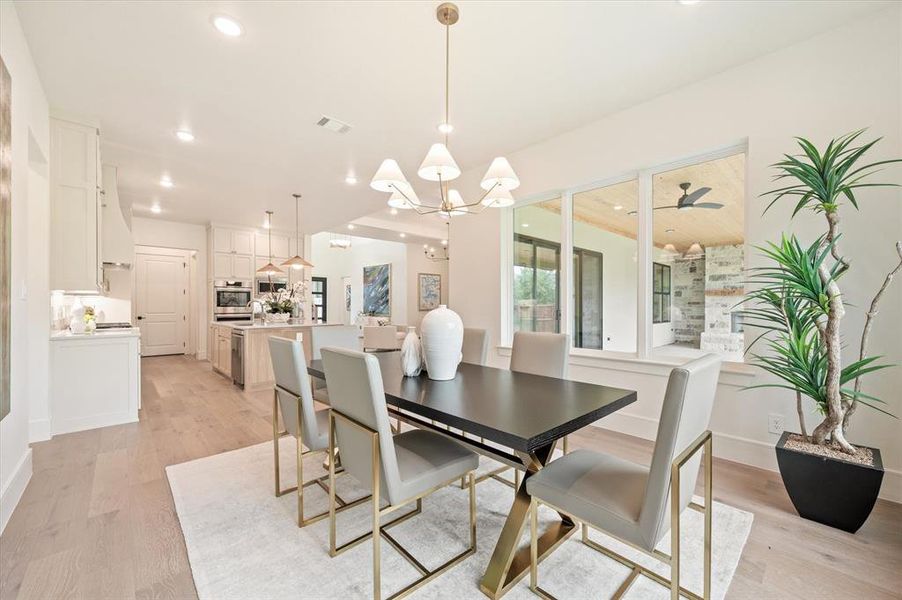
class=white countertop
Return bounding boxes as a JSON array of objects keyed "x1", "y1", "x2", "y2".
[
  {"x1": 51, "y1": 327, "x2": 141, "y2": 341},
  {"x1": 212, "y1": 320, "x2": 341, "y2": 331}
]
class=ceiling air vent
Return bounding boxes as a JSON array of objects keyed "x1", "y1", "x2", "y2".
[{"x1": 316, "y1": 115, "x2": 352, "y2": 134}]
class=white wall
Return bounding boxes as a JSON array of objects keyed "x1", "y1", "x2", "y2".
[
  {"x1": 310, "y1": 234, "x2": 408, "y2": 326},
  {"x1": 1, "y1": 0, "x2": 50, "y2": 532},
  {"x1": 131, "y1": 217, "x2": 208, "y2": 358},
  {"x1": 450, "y1": 8, "x2": 902, "y2": 501},
  {"x1": 405, "y1": 242, "x2": 449, "y2": 328}
]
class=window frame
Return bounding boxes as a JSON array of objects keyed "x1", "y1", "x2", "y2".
[
  {"x1": 652, "y1": 262, "x2": 671, "y2": 324},
  {"x1": 501, "y1": 140, "x2": 748, "y2": 363},
  {"x1": 512, "y1": 232, "x2": 562, "y2": 333},
  {"x1": 311, "y1": 276, "x2": 327, "y2": 322}
]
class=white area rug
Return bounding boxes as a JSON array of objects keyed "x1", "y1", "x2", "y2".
[{"x1": 167, "y1": 441, "x2": 753, "y2": 599}]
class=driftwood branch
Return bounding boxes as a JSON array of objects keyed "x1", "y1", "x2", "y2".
[{"x1": 844, "y1": 241, "x2": 902, "y2": 431}]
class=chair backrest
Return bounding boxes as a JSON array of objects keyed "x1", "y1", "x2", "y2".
[
  {"x1": 268, "y1": 336, "x2": 323, "y2": 448},
  {"x1": 321, "y1": 347, "x2": 404, "y2": 504},
  {"x1": 510, "y1": 331, "x2": 569, "y2": 378},
  {"x1": 310, "y1": 325, "x2": 360, "y2": 360},
  {"x1": 638, "y1": 354, "x2": 722, "y2": 549},
  {"x1": 363, "y1": 325, "x2": 399, "y2": 350},
  {"x1": 462, "y1": 328, "x2": 489, "y2": 365}
]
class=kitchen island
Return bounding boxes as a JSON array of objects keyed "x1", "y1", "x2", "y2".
[{"x1": 209, "y1": 320, "x2": 344, "y2": 391}]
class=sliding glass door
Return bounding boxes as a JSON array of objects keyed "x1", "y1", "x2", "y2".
[
  {"x1": 573, "y1": 248, "x2": 603, "y2": 349},
  {"x1": 513, "y1": 234, "x2": 561, "y2": 333}
]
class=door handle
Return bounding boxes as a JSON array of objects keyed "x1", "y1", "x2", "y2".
[{"x1": 136, "y1": 316, "x2": 144, "y2": 320}]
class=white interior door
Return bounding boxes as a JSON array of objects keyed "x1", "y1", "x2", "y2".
[{"x1": 135, "y1": 249, "x2": 188, "y2": 356}]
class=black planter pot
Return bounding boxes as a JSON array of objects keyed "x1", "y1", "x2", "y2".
[{"x1": 775, "y1": 431, "x2": 884, "y2": 533}]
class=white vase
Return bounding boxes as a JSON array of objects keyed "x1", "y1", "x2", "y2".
[
  {"x1": 400, "y1": 326, "x2": 423, "y2": 377},
  {"x1": 420, "y1": 305, "x2": 463, "y2": 381}
]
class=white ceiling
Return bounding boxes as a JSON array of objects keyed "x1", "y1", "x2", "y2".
[{"x1": 16, "y1": 0, "x2": 890, "y2": 236}]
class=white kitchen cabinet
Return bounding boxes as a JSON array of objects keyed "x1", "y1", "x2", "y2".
[
  {"x1": 50, "y1": 330, "x2": 140, "y2": 435},
  {"x1": 50, "y1": 116, "x2": 103, "y2": 292},
  {"x1": 210, "y1": 226, "x2": 254, "y2": 280},
  {"x1": 255, "y1": 232, "x2": 290, "y2": 259}
]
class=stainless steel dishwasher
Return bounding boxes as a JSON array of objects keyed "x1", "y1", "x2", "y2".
[{"x1": 231, "y1": 330, "x2": 245, "y2": 387}]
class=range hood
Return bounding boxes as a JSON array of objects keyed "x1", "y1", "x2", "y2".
[{"x1": 101, "y1": 164, "x2": 134, "y2": 268}]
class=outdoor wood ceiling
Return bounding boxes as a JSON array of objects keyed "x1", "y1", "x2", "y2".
[{"x1": 538, "y1": 153, "x2": 745, "y2": 253}]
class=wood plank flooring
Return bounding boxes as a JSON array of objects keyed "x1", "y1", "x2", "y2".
[{"x1": 1, "y1": 355, "x2": 900, "y2": 599}]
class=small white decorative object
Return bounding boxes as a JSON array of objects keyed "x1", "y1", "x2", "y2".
[
  {"x1": 69, "y1": 298, "x2": 86, "y2": 334},
  {"x1": 420, "y1": 305, "x2": 463, "y2": 381},
  {"x1": 400, "y1": 326, "x2": 423, "y2": 377},
  {"x1": 264, "y1": 312, "x2": 291, "y2": 324}
]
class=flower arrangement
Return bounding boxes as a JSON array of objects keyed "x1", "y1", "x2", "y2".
[{"x1": 261, "y1": 280, "x2": 308, "y2": 319}]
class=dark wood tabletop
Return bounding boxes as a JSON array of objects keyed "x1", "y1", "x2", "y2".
[{"x1": 308, "y1": 353, "x2": 636, "y2": 453}]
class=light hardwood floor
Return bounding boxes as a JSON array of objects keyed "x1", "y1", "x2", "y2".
[{"x1": 1, "y1": 355, "x2": 900, "y2": 599}]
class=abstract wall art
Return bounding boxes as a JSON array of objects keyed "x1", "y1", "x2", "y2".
[{"x1": 363, "y1": 263, "x2": 391, "y2": 317}]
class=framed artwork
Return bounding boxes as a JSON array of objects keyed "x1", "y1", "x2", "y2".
[
  {"x1": 418, "y1": 273, "x2": 442, "y2": 311},
  {"x1": 363, "y1": 263, "x2": 391, "y2": 317},
  {"x1": 1, "y1": 55, "x2": 11, "y2": 421}
]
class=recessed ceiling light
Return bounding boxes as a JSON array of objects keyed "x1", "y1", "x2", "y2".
[
  {"x1": 665, "y1": 228, "x2": 675, "y2": 233},
  {"x1": 151, "y1": 204, "x2": 162, "y2": 214},
  {"x1": 437, "y1": 123, "x2": 454, "y2": 134},
  {"x1": 390, "y1": 208, "x2": 398, "y2": 215},
  {"x1": 347, "y1": 224, "x2": 355, "y2": 230},
  {"x1": 441, "y1": 239, "x2": 447, "y2": 246},
  {"x1": 521, "y1": 223, "x2": 529, "y2": 228},
  {"x1": 175, "y1": 130, "x2": 195, "y2": 142},
  {"x1": 160, "y1": 177, "x2": 173, "y2": 188},
  {"x1": 399, "y1": 233, "x2": 406, "y2": 238},
  {"x1": 613, "y1": 204, "x2": 623, "y2": 211},
  {"x1": 211, "y1": 15, "x2": 243, "y2": 37},
  {"x1": 345, "y1": 175, "x2": 357, "y2": 185}
]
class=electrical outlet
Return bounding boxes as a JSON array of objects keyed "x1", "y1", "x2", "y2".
[{"x1": 768, "y1": 413, "x2": 785, "y2": 435}]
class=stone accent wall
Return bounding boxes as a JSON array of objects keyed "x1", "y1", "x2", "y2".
[
  {"x1": 671, "y1": 257, "x2": 706, "y2": 345},
  {"x1": 700, "y1": 244, "x2": 745, "y2": 359}
]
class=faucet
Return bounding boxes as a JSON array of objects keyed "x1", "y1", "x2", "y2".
[{"x1": 246, "y1": 299, "x2": 264, "y2": 317}]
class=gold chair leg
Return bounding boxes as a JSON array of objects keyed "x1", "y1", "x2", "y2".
[
  {"x1": 273, "y1": 390, "x2": 281, "y2": 496},
  {"x1": 469, "y1": 472, "x2": 477, "y2": 549},
  {"x1": 704, "y1": 435, "x2": 713, "y2": 600},
  {"x1": 671, "y1": 455, "x2": 681, "y2": 600},
  {"x1": 529, "y1": 498, "x2": 538, "y2": 591},
  {"x1": 297, "y1": 408, "x2": 304, "y2": 527},
  {"x1": 372, "y1": 430, "x2": 382, "y2": 600},
  {"x1": 562, "y1": 435, "x2": 569, "y2": 455}
]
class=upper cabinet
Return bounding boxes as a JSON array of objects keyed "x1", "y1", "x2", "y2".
[
  {"x1": 50, "y1": 116, "x2": 102, "y2": 292},
  {"x1": 100, "y1": 164, "x2": 134, "y2": 265},
  {"x1": 255, "y1": 232, "x2": 290, "y2": 259},
  {"x1": 210, "y1": 226, "x2": 255, "y2": 280}
]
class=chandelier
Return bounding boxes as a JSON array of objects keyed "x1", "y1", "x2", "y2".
[{"x1": 370, "y1": 2, "x2": 520, "y2": 217}]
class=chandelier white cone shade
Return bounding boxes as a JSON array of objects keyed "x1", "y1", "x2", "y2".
[
  {"x1": 481, "y1": 186, "x2": 515, "y2": 208},
  {"x1": 480, "y1": 156, "x2": 520, "y2": 191},
  {"x1": 417, "y1": 143, "x2": 461, "y2": 181},
  {"x1": 387, "y1": 182, "x2": 419, "y2": 209},
  {"x1": 370, "y1": 159, "x2": 408, "y2": 192},
  {"x1": 441, "y1": 189, "x2": 468, "y2": 216}
]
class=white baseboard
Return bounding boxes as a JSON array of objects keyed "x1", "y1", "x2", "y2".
[
  {"x1": 51, "y1": 411, "x2": 138, "y2": 437},
  {"x1": 29, "y1": 418, "x2": 51, "y2": 443},
  {"x1": 0, "y1": 448, "x2": 33, "y2": 535},
  {"x1": 592, "y1": 412, "x2": 901, "y2": 504}
]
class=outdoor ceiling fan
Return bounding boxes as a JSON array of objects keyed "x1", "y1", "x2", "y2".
[{"x1": 628, "y1": 182, "x2": 724, "y2": 214}]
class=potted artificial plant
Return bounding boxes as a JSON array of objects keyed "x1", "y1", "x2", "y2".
[{"x1": 743, "y1": 130, "x2": 901, "y2": 533}]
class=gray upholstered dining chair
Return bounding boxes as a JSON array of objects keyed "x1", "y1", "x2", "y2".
[
  {"x1": 462, "y1": 327, "x2": 489, "y2": 365},
  {"x1": 322, "y1": 347, "x2": 478, "y2": 600},
  {"x1": 309, "y1": 325, "x2": 360, "y2": 403},
  {"x1": 268, "y1": 336, "x2": 366, "y2": 527},
  {"x1": 362, "y1": 325, "x2": 401, "y2": 351},
  {"x1": 527, "y1": 353, "x2": 722, "y2": 600},
  {"x1": 478, "y1": 331, "x2": 570, "y2": 490}
]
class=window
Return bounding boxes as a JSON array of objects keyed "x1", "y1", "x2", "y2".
[
  {"x1": 503, "y1": 144, "x2": 746, "y2": 362},
  {"x1": 572, "y1": 179, "x2": 638, "y2": 352},
  {"x1": 652, "y1": 151, "x2": 745, "y2": 360},
  {"x1": 513, "y1": 200, "x2": 561, "y2": 333},
  {"x1": 311, "y1": 276, "x2": 327, "y2": 322},
  {"x1": 652, "y1": 262, "x2": 671, "y2": 324}
]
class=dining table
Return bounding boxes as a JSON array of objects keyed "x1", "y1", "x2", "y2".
[{"x1": 307, "y1": 352, "x2": 637, "y2": 599}]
